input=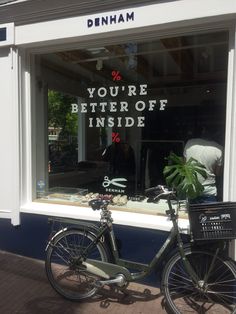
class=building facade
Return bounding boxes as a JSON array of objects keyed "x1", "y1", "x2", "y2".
[{"x1": 0, "y1": 0, "x2": 236, "y2": 258}]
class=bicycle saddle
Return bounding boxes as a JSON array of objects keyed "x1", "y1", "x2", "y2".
[{"x1": 89, "y1": 199, "x2": 107, "y2": 210}]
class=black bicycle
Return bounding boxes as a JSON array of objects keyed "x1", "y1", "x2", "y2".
[{"x1": 45, "y1": 185, "x2": 236, "y2": 313}]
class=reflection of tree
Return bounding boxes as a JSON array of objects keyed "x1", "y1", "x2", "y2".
[
  {"x1": 48, "y1": 90, "x2": 78, "y2": 139},
  {"x1": 48, "y1": 90, "x2": 78, "y2": 173}
]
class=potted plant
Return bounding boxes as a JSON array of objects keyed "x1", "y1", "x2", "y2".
[{"x1": 163, "y1": 152, "x2": 207, "y2": 200}]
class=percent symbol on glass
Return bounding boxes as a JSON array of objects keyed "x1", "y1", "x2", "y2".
[
  {"x1": 112, "y1": 132, "x2": 121, "y2": 143},
  {"x1": 112, "y1": 70, "x2": 122, "y2": 81}
]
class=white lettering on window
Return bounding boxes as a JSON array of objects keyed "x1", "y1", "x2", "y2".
[
  {"x1": 110, "y1": 86, "x2": 119, "y2": 97},
  {"x1": 120, "y1": 101, "x2": 129, "y2": 112},
  {"x1": 137, "y1": 116, "x2": 145, "y2": 127},
  {"x1": 125, "y1": 117, "x2": 134, "y2": 127},
  {"x1": 160, "y1": 99, "x2": 168, "y2": 110},
  {"x1": 90, "y1": 103, "x2": 97, "y2": 112},
  {"x1": 71, "y1": 103, "x2": 78, "y2": 113},
  {"x1": 110, "y1": 102, "x2": 117, "y2": 112},
  {"x1": 87, "y1": 87, "x2": 96, "y2": 98},
  {"x1": 140, "y1": 84, "x2": 147, "y2": 95},
  {"x1": 128, "y1": 85, "x2": 136, "y2": 96},
  {"x1": 148, "y1": 100, "x2": 156, "y2": 111},
  {"x1": 135, "y1": 100, "x2": 145, "y2": 111},
  {"x1": 80, "y1": 103, "x2": 87, "y2": 113},
  {"x1": 98, "y1": 87, "x2": 107, "y2": 97}
]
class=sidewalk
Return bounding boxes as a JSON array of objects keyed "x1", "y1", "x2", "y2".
[{"x1": 0, "y1": 250, "x2": 167, "y2": 314}]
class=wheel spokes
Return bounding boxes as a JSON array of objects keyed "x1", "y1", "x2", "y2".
[{"x1": 165, "y1": 252, "x2": 236, "y2": 313}]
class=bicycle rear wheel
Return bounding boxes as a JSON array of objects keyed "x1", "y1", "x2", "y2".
[
  {"x1": 162, "y1": 248, "x2": 236, "y2": 313},
  {"x1": 45, "y1": 228, "x2": 110, "y2": 301}
]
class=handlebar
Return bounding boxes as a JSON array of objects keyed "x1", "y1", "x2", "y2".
[
  {"x1": 145, "y1": 185, "x2": 177, "y2": 218},
  {"x1": 145, "y1": 185, "x2": 176, "y2": 201},
  {"x1": 89, "y1": 185, "x2": 178, "y2": 219}
]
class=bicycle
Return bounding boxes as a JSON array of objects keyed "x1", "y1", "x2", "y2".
[{"x1": 45, "y1": 185, "x2": 236, "y2": 313}]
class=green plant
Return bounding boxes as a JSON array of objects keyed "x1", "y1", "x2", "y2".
[
  {"x1": 163, "y1": 152, "x2": 207, "y2": 199},
  {"x1": 48, "y1": 90, "x2": 78, "y2": 137}
]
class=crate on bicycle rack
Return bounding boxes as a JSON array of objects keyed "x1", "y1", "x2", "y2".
[{"x1": 188, "y1": 202, "x2": 236, "y2": 241}]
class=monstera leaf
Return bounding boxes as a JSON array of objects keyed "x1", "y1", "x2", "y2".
[{"x1": 163, "y1": 153, "x2": 207, "y2": 199}]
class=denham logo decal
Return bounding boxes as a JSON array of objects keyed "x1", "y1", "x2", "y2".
[
  {"x1": 102, "y1": 176, "x2": 127, "y2": 188},
  {"x1": 87, "y1": 11, "x2": 135, "y2": 28},
  {"x1": 102, "y1": 176, "x2": 127, "y2": 193}
]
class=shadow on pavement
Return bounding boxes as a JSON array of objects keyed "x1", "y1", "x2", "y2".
[{"x1": 0, "y1": 250, "x2": 166, "y2": 314}]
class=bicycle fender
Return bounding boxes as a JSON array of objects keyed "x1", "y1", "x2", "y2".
[
  {"x1": 65, "y1": 221, "x2": 102, "y2": 236},
  {"x1": 46, "y1": 222, "x2": 101, "y2": 251},
  {"x1": 46, "y1": 227, "x2": 68, "y2": 251}
]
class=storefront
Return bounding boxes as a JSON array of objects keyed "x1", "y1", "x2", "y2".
[{"x1": 0, "y1": 0, "x2": 236, "y2": 259}]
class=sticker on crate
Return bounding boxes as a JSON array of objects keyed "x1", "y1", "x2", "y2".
[
  {"x1": 221, "y1": 213, "x2": 231, "y2": 220},
  {"x1": 199, "y1": 213, "x2": 231, "y2": 223}
]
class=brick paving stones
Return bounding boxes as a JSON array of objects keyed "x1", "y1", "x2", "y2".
[{"x1": 0, "y1": 251, "x2": 166, "y2": 314}]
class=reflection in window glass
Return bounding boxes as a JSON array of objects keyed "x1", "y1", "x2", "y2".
[
  {"x1": 48, "y1": 91, "x2": 78, "y2": 173},
  {"x1": 35, "y1": 31, "x2": 228, "y2": 214}
]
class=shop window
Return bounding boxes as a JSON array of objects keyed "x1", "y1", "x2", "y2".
[{"x1": 34, "y1": 31, "x2": 228, "y2": 215}]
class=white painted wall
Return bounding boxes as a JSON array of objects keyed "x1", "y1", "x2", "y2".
[
  {"x1": 35, "y1": 57, "x2": 49, "y2": 197},
  {"x1": 14, "y1": 0, "x2": 236, "y2": 47},
  {"x1": 0, "y1": 47, "x2": 20, "y2": 225}
]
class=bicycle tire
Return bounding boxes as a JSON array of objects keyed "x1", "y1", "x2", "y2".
[
  {"x1": 45, "y1": 228, "x2": 110, "y2": 301},
  {"x1": 162, "y1": 247, "x2": 236, "y2": 314}
]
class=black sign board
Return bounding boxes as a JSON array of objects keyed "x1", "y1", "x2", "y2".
[{"x1": 0, "y1": 28, "x2": 6, "y2": 42}]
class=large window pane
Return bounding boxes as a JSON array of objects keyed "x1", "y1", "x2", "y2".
[{"x1": 34, "y1": 31, "x2": 228, "y2": 214}]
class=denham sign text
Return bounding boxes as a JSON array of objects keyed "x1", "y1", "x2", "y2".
[{"x1": 87, "y1": 11, "x2": 135, "y2": 28}]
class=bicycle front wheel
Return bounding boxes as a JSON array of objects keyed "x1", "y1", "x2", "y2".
[
  {"x1": 162, "y1": 248, "x2": 236, "y2": 313},
  {"x1": 45, "y1": 228, "x2": 110, "y2": 301}
]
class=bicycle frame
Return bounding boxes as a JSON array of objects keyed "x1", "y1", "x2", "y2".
[
  {"x1": 84, "y1": 201, "x2": 219, "y2": 287},
  {"x1": 48, "y1": 197, "x2": 213, "y2": 286},
  {"x1": 107, "y1": 223, "x2": 179, "y2": 281},
  {"x1": 79, "y1": 198, "x2": 196, "y2": 282}
]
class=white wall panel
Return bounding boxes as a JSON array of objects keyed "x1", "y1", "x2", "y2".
[
  {"x1": 0, "y1": 47, "x2": 20, "y2": 225},
  {"x1": 15, "y1": 0, "x2": 236, "y2": 47}
]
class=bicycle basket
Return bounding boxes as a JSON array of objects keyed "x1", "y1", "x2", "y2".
[{"x1": 189, "y1": 202, "x2": 236, "y2": 241}]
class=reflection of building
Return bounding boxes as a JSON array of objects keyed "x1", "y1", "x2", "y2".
[
  {"x1": 0, "y1": 1, "x2": 236, "y2": 264},
  {"x1": 48, "y1": 126, "x2": 61, "y2": 142}
]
